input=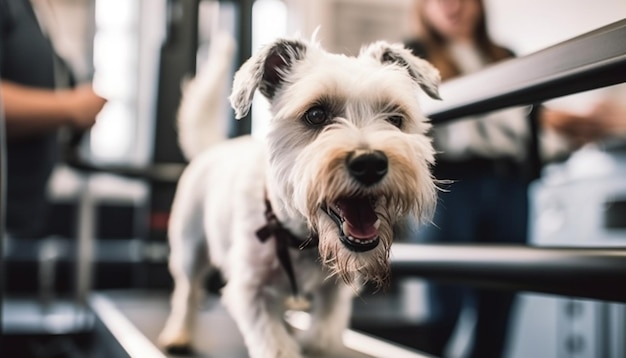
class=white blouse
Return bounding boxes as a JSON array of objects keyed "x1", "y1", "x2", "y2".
[{"x1": 429, "y1": 41, "x2": 571, "y2": 163}]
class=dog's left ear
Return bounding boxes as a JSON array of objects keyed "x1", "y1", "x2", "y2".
[
  {"x1": 362, "y1": 42, "x2": 441, "y2": 100},
  {"x1": 229, "y1": 38, "x2": 308, "y2": 119}
]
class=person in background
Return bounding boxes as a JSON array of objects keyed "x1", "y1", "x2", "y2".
[
  {"x1": 0, "y1": 0, "x2": 106, "y2": 238},
  {"x1": 404, "y1": 0, "x2": 625, "y2": 357}
]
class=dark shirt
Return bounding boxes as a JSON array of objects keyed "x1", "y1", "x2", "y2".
[{"x1": 1, "y1": 0, "x2": 59, "y2": 238}]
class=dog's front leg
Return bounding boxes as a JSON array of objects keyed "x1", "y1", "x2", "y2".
[
  {"x1": 158, "y1": 232, "x2": 208, "y2": 352},
  {"x1": 300, "y1": 282, "x2": 354, "y2": 355},
  {"x1": 222, "y1": 279, "x2": 303, "y2": 358}
]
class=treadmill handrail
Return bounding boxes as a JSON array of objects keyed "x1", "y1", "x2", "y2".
[
  {"x1": 422, "y1": 19, "x2": 626, "y2": 123},
  {"x1": 391, "y1": 243, "x2": 626, "y2": 303}
]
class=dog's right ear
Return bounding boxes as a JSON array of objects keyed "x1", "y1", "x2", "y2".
[{"x1": 229, "y1": 39, "x2": 308, "y2": 119}]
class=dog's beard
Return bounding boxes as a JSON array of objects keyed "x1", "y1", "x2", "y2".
[{"x1": 314, "y1": 207, "x2": 393, "y2": 288}]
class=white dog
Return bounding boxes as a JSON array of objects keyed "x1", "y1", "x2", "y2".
[{"x1": 158, "y1": 33, "x2": 441, "y2": 358}]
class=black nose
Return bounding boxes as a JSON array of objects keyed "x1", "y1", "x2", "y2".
[{"x1": 346, "y1": 151, "x2": 388, "y2": 186}]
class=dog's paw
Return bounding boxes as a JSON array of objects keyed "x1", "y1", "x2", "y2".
[
  {"x1": 162, "y1": 343, "x2": 194, "y2": 356},
  {"x1": 298, "y1": 329, "x2": 345, "y2": 356},
  {"x1": 249, "y1": 337, "x2": 304, "y2": 358},
  {"x1": 250, "y1": 347, "x2": 304, "y2": 358},
  {"x1": 158, "y1": 329, "x2": 193, "y2": 355}
]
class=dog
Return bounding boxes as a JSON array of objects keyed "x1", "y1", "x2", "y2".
[{"x1": 158, "y1": 33, "x2": 441, "y2": 358}]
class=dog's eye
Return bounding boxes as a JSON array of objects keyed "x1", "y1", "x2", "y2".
[
  {"x1": 386, "y1": 115, "x2": 404, "y2": 128},
  {"x1": 303, "y1": 106, "x2": 329, "y2": 126}
]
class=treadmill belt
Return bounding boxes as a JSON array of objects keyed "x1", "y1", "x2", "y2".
[{"x1": 90, "y1": 290, "x2": 431, "y2": 358}]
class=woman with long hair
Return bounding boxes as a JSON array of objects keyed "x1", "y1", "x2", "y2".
[
  {"x1": 404, "y1": 1, "x2": 626, "y2": 357},
  {"x1": 405, "y1": 1, "x2": 531, "y2": 357}
]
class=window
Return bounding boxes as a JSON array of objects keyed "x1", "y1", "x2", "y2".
[
  {"x1": 91, "y1": 0, "x2": 140, "y2": 163},
  {"x1": 251, "y1": 0, "x2": 288, "y2": 138}
]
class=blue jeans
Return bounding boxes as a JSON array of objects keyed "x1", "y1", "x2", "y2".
[{"x1": 416, "y1": 173, "x2": 529, "y2": 358}]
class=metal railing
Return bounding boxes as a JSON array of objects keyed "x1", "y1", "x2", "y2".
[
  {"x1": 394, "y1": 19, "x2": 626, "y2": 303},
  {"x1": 422, "y1": 19, "x2": 626, "y2": 123},
  {"x1": 391, "y1": 244, "x2": 626, "y2": 303},
  {"x1": 1, "y1": 84, "x2": 6, "y2": 336}
]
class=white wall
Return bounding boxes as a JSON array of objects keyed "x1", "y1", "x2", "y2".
[
  {"x1": 285, "y1": 0, "x2": 413, "y2": 54},
  {"x1": 290, "y1": 0, "x2": 625, "y2": 57},
  {"x1": 485, "y1": 0, "x2": 626, "y2": 56},
  {"x1": 486, "y1": 0, "x2": 626, "y2": 114}
]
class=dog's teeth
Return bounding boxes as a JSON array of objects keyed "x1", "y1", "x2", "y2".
[
  {"x1": 346, "y1": 236, "x2": 375, "y2": 245},
  {"x1": 374, "y1": 219, "x2": 380, "y2": 229},
  {"x1": 342, "y1": 222, "x2": 350, "y2": 235}
]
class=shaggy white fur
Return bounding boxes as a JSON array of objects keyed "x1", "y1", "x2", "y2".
[{"x1": 158, "y1": 32, "x2": 440, "y2": 358}]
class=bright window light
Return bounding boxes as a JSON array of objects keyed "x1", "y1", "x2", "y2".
[
  {"x1": 251, "y1": 0, "x2": 287, "y2": 138},
  {"x1": 91, "y1": 0, "x2": 139, "y2": 163},
  {"x1": 90, "y1": 102, "x2": 134, "y2": 161},
  {"x1": 95, "y1": 0, "x2": 137, "y2": 30}
]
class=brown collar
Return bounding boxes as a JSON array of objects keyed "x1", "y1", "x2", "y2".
[{"x1": 256, "y1": 197, "x2": 318, "y2": 297}]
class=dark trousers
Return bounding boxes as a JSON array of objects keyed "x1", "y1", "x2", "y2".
[{"x1": 416, "y1": 169, "x2": 529, "y2": 358}]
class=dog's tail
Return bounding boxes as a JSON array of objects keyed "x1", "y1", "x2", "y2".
[{"x1": 177, "y1": 32, "x2": 236, "y2": 160}]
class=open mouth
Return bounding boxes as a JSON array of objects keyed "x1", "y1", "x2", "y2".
[{"x1": 322, "y1": 196, "x2": 381, "y2": 252}]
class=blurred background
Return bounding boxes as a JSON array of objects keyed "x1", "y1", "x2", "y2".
[{"x1": 1, "y1": 0, "x2": 625, "y2": 357}]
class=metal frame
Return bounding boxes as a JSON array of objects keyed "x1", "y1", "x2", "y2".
[
  {"x1": 395, "y1": 19, "x2": 626, "y2": 303},
  {"x1": 231, "y1": 0, "x2": 253, "y2": 136},
  {"x1": 0, "y1": 84, "x2": 6, "y2": 336},
  {"x1": 423, "y1": 19, "x2": 626, "y2": 122},
  {"x1": 391, "y1": 244, "x2": 626, "y2": 303}
]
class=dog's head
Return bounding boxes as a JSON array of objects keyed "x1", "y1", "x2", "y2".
[{"x1": 230, "y1": 37, "x2": 440, "y2": 287}]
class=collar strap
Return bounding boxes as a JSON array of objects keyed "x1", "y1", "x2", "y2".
[{"x1": 256, "y1": 197, "x2": 318, "y2": 297}]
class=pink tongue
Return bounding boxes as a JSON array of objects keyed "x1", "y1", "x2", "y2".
[{"x1": 336, "y1": 197, "x2": 379, "y2": 240}]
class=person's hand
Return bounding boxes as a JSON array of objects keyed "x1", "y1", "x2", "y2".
[
  {"x1": 542, "y1": 109, "x2": 596, "y2": 145},
  {"x1": 543, "y1": 100, "x2": 626, "y2": 145},
  {"x1": 588, "y1": 99, "x2": 626, "y2": 137},
  {"x1": 63, "y1": 83, "x2": 107, "y2": 130}
]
